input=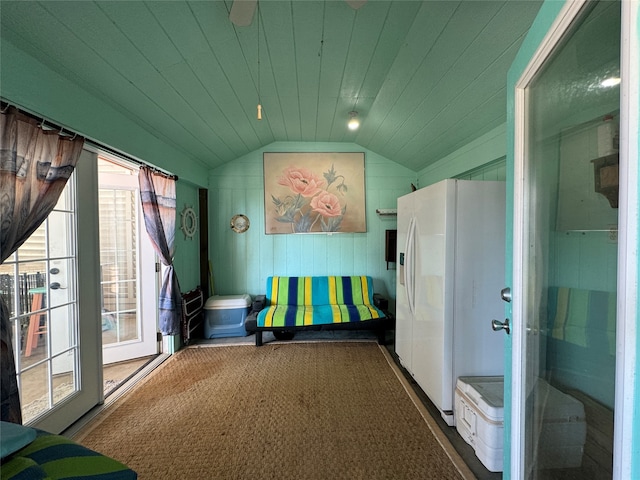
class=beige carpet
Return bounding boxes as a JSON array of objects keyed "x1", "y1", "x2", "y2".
[{"x1": 75, "y1": 342, "x2": 475, "y2": 479}]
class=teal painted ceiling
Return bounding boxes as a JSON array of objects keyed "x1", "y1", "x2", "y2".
[{"x1": 0, "y1": 1, "x2": 542, "y2": 171}]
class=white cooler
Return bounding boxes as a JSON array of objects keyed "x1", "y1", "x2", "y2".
[{"x1": 455, "y1": 376, "x2": 587, "y2": 473}]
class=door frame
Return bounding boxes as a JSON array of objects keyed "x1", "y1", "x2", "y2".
[
  {"x1": 615, "y1": 1, "x2": 639, "y2": 476},
  {"x1": 508, "y1": 0, "x2": 638, "y2": 478}
]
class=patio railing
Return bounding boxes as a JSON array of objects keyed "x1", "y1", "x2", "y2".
[{"x1": 0, "y1": 272, "x2": 46, "y2": 317}]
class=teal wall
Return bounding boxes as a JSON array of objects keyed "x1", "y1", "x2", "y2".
[
  {"x1": 417, "y1": 123, "x2": 507, "y2": 186},
  {"x1": 208, "y1": 142, "x2": 416, "y2": 303},
  {"x1": 173, "y1": 181, "x2": 202, "y2": 294},
  {"x1": 456, "y1": 158, "x2": 506, "y2": 182}
]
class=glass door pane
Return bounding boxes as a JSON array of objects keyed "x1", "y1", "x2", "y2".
[
  {"x1": 521, "y1": 1, "x2": 620, "y2": 477},
  {"x1": 1, "y1": 177, "x2": 79, "y2": 424},
  {"x1": 99, "y1": 187, "x2": 139, "y2": 346}
]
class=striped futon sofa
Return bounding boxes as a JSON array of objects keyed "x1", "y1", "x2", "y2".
[{"x1": 245, "y1": 276, "x2": 390, "y2": 346}]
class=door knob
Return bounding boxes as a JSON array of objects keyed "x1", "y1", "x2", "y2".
[{"x1": 491, "y1": 318, "x2": 510, "y2": 335}]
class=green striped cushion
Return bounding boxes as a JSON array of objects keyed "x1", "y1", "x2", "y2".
[
  {"x1": 549, "y1": 287, "x2": 616, "y2": 354},
  {"x1": 258, "y1": 276, "x2": 385, "y2": 328},
  {"x1": 264, "y1": 276, "x2": 376, "y2": 306},
  {"x1": 1, "y1": 429, "x2": 137, "y2": 479}
]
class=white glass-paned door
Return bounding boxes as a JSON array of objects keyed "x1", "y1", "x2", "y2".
[
  {"x1": 513, "y1": 1, "x2": 620, "y2": 477},
  {"x1": 98, "y1": 156, "x2": 158, "y2": 365},
  {"x1": 3, "y1": 188, "x2": 78, "y2": 424},
  {"x1": 0, "y1": 150, "x2": 102, "y2": 433}
]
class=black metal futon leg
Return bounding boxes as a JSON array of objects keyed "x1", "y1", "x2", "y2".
[{"x1": 255, "y1": 331, "x2": 263, "y2": 347}]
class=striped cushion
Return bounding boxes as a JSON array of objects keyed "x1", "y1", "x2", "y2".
[
  {"x1": 1, "y1": 429, "x2": 137, "y2": 479},
  {"x1": 257, "y1": 276, "x2": 385, "y2": 328},
  {"x1": 549, "y1": 287, "x2": 616, "y2": 355},
  {"x1": 265, "y1": 276, "x2": 376, "y2": 306}
]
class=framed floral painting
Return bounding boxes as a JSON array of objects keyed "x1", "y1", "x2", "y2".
[{"x1": 263, "y1": 152, "x2": 367, "y2": 234}]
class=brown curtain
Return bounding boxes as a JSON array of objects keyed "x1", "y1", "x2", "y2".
[
  {"x1": 138, "y1": 166, "x2": 182, "y2": 335},
  {"x1": 0, "y1": 104, "x2": 84, "y2": 423}
]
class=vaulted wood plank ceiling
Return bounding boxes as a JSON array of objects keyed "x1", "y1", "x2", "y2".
[{"x1": 0, "y1": 1, "x2": 542, "y2": 172}]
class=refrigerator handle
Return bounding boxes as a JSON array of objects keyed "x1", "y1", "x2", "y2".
[{"x1": 405, "y1": 216, "x2": 416, "y2": 315}]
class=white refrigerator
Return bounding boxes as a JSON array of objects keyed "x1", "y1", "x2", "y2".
[{"x1": 395, "y1": 179, "x2": 506, "y2": 426}]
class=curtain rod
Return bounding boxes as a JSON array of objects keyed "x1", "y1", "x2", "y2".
[
  {"x1": 1, "y1": 99, "x2": 178, "y2": 181},
  {"x1": 1, "y1": 100, "x2": 79, "y2": 140},
  {"x1": 86, "y1": 140, "x2": 178, "y2": 181}
]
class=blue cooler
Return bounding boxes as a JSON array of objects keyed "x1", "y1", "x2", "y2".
[{"x1": 204, "y1": 294, "x2": 252, "y2": 338}]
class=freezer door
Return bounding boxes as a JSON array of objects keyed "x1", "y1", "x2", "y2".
[
  {"x1": 410, "y1": 180, "x2": 452, "y2": 416},
  {"x1": 395, "y1": 192, "x2": 414, "y2": 372}
]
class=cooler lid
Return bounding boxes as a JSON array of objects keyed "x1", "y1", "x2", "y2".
[
  {"x1": 457, "y1": 376, "x2": 504, "y2": 420},
  {"x1": 205, "y1": 294, "x2": 252, "y2": 309},
  {"x1": 456, "y1": 377, "x2": 586, "y2": 423}
]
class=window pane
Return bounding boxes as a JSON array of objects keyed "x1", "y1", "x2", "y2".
[
  {"x1": 48, "y1": 211, "x2": 75, "y2": 258},
  {"x1": 0, "y1": 268, "x2": 16, "y2": 317},
  {"x1": 49, "y1": 258, "x2": 76, "y2": 308},
  {"x1": 21, "y1": 363, "x2": 49, "y2": 423},
  {"x1": 20, "y1": 360, "x2": 78, "y2": 424},
  {"x1": 21, "y1": 310, "x2": 49, "y2": 362},
  {"x1": 11, "y1": 173, "x2": 81, "y2": 426},
  {"x1": 102, "y1": 311, "x2": 138, "y2": 345},
  {"x1": 19, "y1": 224, "x2": 46, "y2": 261},
  {"x1": 18, "y1": 262, "x2": 47, "y2": 316},
  {"x1": 49, "y1": 304, "x2": 76, "y2": 356}
]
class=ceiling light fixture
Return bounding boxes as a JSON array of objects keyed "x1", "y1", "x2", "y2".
[
  {"x1": 348, "y1": 111, "x2": 360, "y2": 130},
  {"x1": 256, "y1": 2, "x2": 262, "y2": 120},
  {"x1": 601, "y1": 77, "x2": 621, "y2": 88}
]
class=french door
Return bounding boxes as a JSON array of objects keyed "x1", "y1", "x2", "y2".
[
  {"x1": 98, "y1": 156, "x2": 158, "y2": 365},
  {"x1": 510, "y1": 0, "x2": 636, "y2": 477},
  {"x1": 2, "y1": 148, "x2": 160, "y2": 433},
  {"x1": 1, "y1": 150, "x2": 102, "y2": 433}
]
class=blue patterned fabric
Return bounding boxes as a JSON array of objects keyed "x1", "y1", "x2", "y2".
[{"x1": 138, "y1": 167, "x2": 181, "y2": 335}]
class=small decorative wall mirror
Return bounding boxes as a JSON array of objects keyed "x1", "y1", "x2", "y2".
[{"x1": 231, "y1": 214, "x2": 250, "y2": 233}]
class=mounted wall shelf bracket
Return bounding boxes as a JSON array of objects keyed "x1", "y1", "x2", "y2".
[{"x1": 376, "y1": 208, "x2": 397, "y2": 217}]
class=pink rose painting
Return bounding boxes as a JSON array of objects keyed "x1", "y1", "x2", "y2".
[{"x1": 264, "y1": 152, "x2": 366, "y2": 234}]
